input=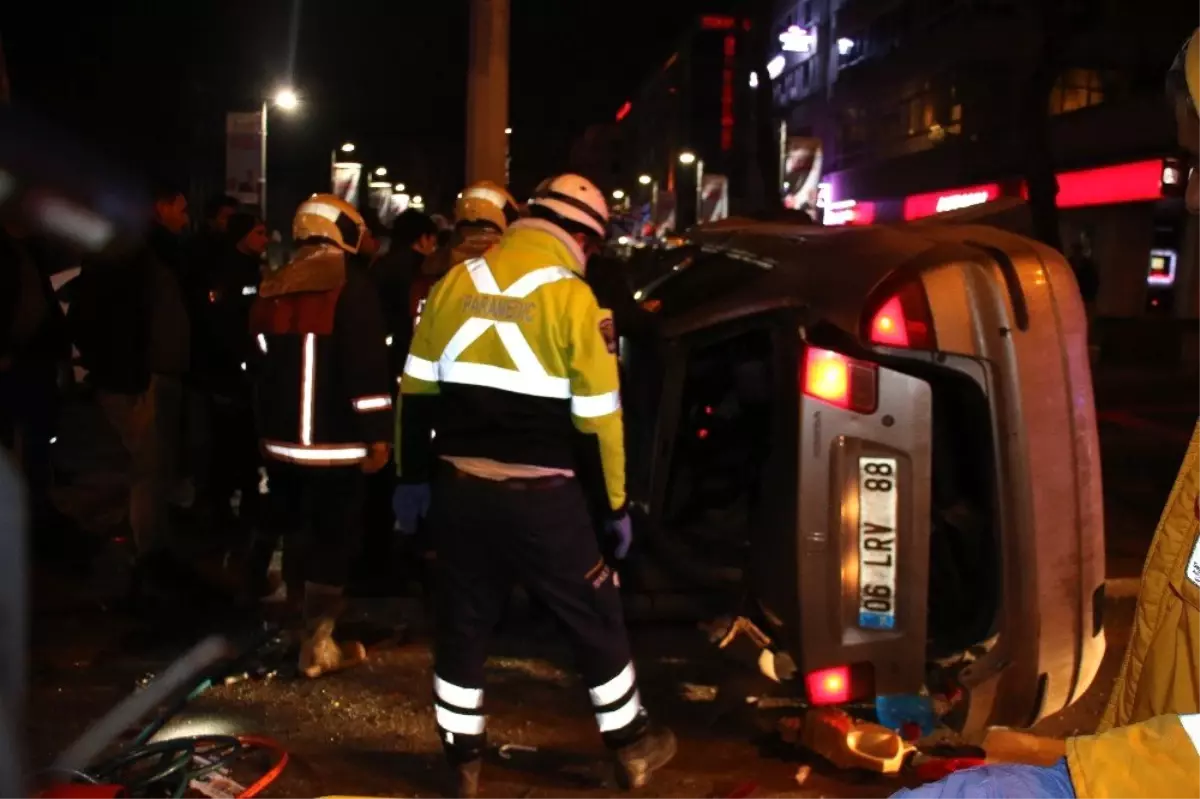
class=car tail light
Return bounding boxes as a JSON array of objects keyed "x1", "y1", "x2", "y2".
[
  {"x1": 806, "y1": 665, "x2": 851, "y2": 705},
  {"x1": 802, "y1": 347, "x2": 879, "y2": 414},
  {"x1": 866, "y1": 281, "x2": 937, "y2": 350}
]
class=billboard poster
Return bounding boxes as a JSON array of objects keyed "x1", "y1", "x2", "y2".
[
  {"x1": 332, "y1": 161, "x2": 363, "y2": 208},
  {"x1": 782, "y1": 136, "x2": 823, "y2": 218},
  {"x1": 225, "y1": 112, "x2": 263, "y2": 209},
  {"x1": 367, "y1": 181, "x2": 393, "y2": 222},
  {"x1": 699, "y1": 174, "x2": 730, "y2": 223},
  {"x1": 382, "y1": 191, "x2": 410, "y2": 227}
]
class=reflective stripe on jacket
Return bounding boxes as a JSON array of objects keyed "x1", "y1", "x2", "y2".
[
  {"x1": 396, "y1": 219, "x2": 626, "y2": 512},
  {"x1": 1067, "y1": 713, "x2": 1199, "y2": 798},
  {"x1": 249, "y1": 243, "x2": 393, "y2": 467},
  {"x1": 1101, "y1": 421, "x2": 1200, "y2": 730}
]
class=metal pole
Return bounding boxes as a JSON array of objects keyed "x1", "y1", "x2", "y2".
[
  {"x1": 466, "y1": 0, "x2": 510, "y2": 185},
  {"x1": 260, "y1": 100, "x2": 268, "y2": 220}
]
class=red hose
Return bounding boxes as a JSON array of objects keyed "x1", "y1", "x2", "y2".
[{"x1": 234, "y1": 736, "x2": 289, "y2": 799}]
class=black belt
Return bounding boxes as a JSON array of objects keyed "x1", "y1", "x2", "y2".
[{"x1": 451, "y1": 467, "x2": 569, "y2": 491}]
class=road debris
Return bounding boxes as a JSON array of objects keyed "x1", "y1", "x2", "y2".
[{"x1": 498, "y1": 743, "x2": 538, "y2": 760}]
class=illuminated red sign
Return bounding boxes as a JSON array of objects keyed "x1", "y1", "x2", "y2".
[
  {"x1": 615, "y1": 101, "x2": 632, "y2": 122},
  {"x1": 720, "y1": 34, "x2": 736, "y2": 151},
  {"x1": 903, "y1": 183, "x2": 1001, "y2": 220},
  {"x1": 824, "y1": 200, "x2": 876, "y2": 226},
  {"x1": 1052, "y1": 159, "x2": 1163, "y2": 208},
  {"x1": 701, "y1": 14, "x2": 736, "y2": 30}
]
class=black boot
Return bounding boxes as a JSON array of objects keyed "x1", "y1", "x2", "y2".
[
  {"x1": 613, "y1": 725, "x2": 677, "y2": 790},
  {"x1": 451, "y1": 759, "x2": 481, "y2": 799}
]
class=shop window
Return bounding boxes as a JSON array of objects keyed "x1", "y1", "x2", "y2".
[
  {"x1": 906, "y1": 92, "x2": 937, "y2": 137},
  {"x1": 1049, "y1": 68, "x2": 1105, "y2": 115}
]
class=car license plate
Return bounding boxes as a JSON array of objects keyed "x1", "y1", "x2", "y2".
[{"x1": 858, "y1": 456, "x2": 898, "y2": 630}]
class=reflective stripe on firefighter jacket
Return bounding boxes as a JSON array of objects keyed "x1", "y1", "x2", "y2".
[
  {"x1": 249, "y1": 243, "x2": 393, "y2": 467},
  {"x1": 1067, "y1": 713, "x2": 1199, "y2": 797},
  {"x1": 395, "y1": 219, "x2": 626, "y2": 512},
  {"x1": 1101, "y1": 421, "x2": 1200, "y2": 730}
]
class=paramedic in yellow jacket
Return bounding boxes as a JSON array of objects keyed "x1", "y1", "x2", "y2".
[
  {"x1": 392, "y1": 174, "x2": 675, "y2": 797},
  {"x1": 1100, "y1": 28, "x2": 1200, "y2": 732}
]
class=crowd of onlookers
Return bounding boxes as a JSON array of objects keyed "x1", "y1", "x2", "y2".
[{"x1": 0, "y1": 184, "x2": 449, "y2": 605}]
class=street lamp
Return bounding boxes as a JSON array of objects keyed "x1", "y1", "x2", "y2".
[
  {"x1": 374, "y1": 167, "x2": 388, "y2": 177},
  {"x1": 679, "y1": 150, "x2": 697, "y2": 165},
  {"x1": 259, "y1": 86, "x2": 301, "y2": 219},
  {"x1": 273, "y1": 87, "x2": 300, "y2": 111},
  {"x1": 638, "y1": 174, "x2": 652, "y2": 186},
  {"x1": 394, "y1": 183, "x2": 406, "y2": 192},
  {"x1": 612, "y1": 189, "x2": 626, "y2": 200},
  {"x1": 340, "y1": 142, "x2": 356, "y2": 153},
  {"x1": 505, "y1": 127, "x2": 513, "y2": 135}
]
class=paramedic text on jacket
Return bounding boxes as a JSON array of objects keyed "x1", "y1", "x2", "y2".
[{"x1": 393, "y1": 173, "x2": 674, "y2": 797}]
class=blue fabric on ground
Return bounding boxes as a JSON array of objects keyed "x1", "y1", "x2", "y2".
[{"x1": 890, "y1": 758, "x2": 1076, "y2": 798}]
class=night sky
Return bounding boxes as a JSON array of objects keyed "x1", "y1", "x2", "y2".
[{"x1": 2, "y1": 0, "x2": 735, "y2": 221}]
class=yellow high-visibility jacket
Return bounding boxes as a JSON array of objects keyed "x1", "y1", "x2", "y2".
[
  {"x1": 1067, "y1": 713, "x2": 1199, "y2": 798},
  {"x1": 1100, "y1": 422, "x2": 1200, "y2": 730},
  {"x1": 395, "y1": 218, "x2": 626, "y2": 513}
]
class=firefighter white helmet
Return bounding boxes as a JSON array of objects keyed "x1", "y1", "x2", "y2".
[
  {"x1": 456, "y1": 180, "x2": 519, "y2": 232},
  {"x1": 292, "y1": 193, "x2": 367, "y2": 255},
  {"x1": 528, "y1": 174, "x2": 609, "y2": 238}
]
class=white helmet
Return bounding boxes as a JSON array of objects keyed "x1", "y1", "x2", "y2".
[
  {"x1": 528, "y1": 174, "x2": 609, "y2": 238},
  {"x1": 293, "y1": 193, "x2": 367, "y2": 254},
  {"x1": 456, "y1": 180, "x2": 519, "y2": 231}
]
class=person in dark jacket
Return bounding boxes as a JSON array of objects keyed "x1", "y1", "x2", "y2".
[
  {"x1": 68, "y1": 187, "x2": 191, "y2": 590},
  {"x1": 143, "y1": 183, "x2": 192, "y2": 509},
  {"x1": 192, "y1": 194, "x2": 239, "y2": 272},
  {"x1": 249, "y1": 194, "x2": 392, "y2": 677},
  {"x1": 0, "y1": 222, "x2": 70, "y2": 527},
  {"x1": 187, "y1": 212, "x2": 267, "y2": 546},
  {"x1": 370, "y1": 209, "x2": 438, "y2": 377}
]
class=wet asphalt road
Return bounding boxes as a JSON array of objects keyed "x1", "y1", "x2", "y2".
[{"x1": 25, "y1": 366, "x2": 1196, "y2": 798}]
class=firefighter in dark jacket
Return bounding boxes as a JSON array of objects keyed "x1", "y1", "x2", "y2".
[
  {"x1": 249, "y1": 194, "x2": 393, "y2": 678},
  {"x1": 394, "y1": 174, "x2": 676, "y2": 797}
]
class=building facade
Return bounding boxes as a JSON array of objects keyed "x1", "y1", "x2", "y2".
[
  {"x1": 570, "y1": 13, "x2": 754, "y2": 232},
  {"x1": 769, "y1": 0, "x2": 1198, "y2": 323}
]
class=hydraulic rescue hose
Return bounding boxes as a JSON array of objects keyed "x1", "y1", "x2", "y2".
[{"x1": 42, "y1": 630, "x2": 291, "y2": 798}]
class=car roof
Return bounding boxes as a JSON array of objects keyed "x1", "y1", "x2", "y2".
[{"x1": 643, "y1": 216, "x2": 1021, "y2": 338}]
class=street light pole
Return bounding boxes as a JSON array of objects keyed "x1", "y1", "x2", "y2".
[
  {"x1": 260, "y1": 100, "x2": 269, "y2": 220},
  {"x1": 466, "y1": 0, "x2": 510, "y2": 184}
]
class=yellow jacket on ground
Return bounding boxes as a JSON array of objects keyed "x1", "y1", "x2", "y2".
[
  {"x1": 1067, "y1": 713, "x2": 1199, "y2": 798},
  {"x1": 395, "y1": 218, "x2": 626, "y2": 512},
  {"x1": 1101, "y1": 422, "x2": 1200, "y2": 730}
]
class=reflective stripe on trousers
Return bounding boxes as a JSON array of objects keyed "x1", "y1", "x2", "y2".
[
  {"x1": 434, "y1": 674, "x2": 486, "y2": 737},
  {"x1": 402, "y1": 258, "x2": 621, "y2": 416},
  {"x1": 589, "y1": 661, "x2": 643, "y2": 733}
]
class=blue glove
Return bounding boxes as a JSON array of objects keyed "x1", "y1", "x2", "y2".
[
  {"x1": 606, "y1": 513, "x2": 633, "y2": 560},
  {"x1": 393, "y1": 483, "x2": 431, "y2": 535}
]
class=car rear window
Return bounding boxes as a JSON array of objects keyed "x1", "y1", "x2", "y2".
[{"x1": 643, "y1": 250, "x2": 772, "y2": 317}]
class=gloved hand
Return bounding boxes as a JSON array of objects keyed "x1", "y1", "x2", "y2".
[
  {"x1": 606, "y1": 513, "x2": 633, "y2": 560},
  {"x1": 393, "y1": 483, "x2": 431, "y2": 534}
]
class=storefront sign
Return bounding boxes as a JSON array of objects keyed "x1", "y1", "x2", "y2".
[
  {"x1": 779, "y1": 25, "x2": 817, "y2": 53},
  {"x1": 903, "y1": 184, "x2": 1000, "y2": 220},
  {"x1": 1054, "y1": 159, "x2": 1163, "y2": 208},
  {"x1": 823, "y1": 199, "x2": 876, "y2": 226}
]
